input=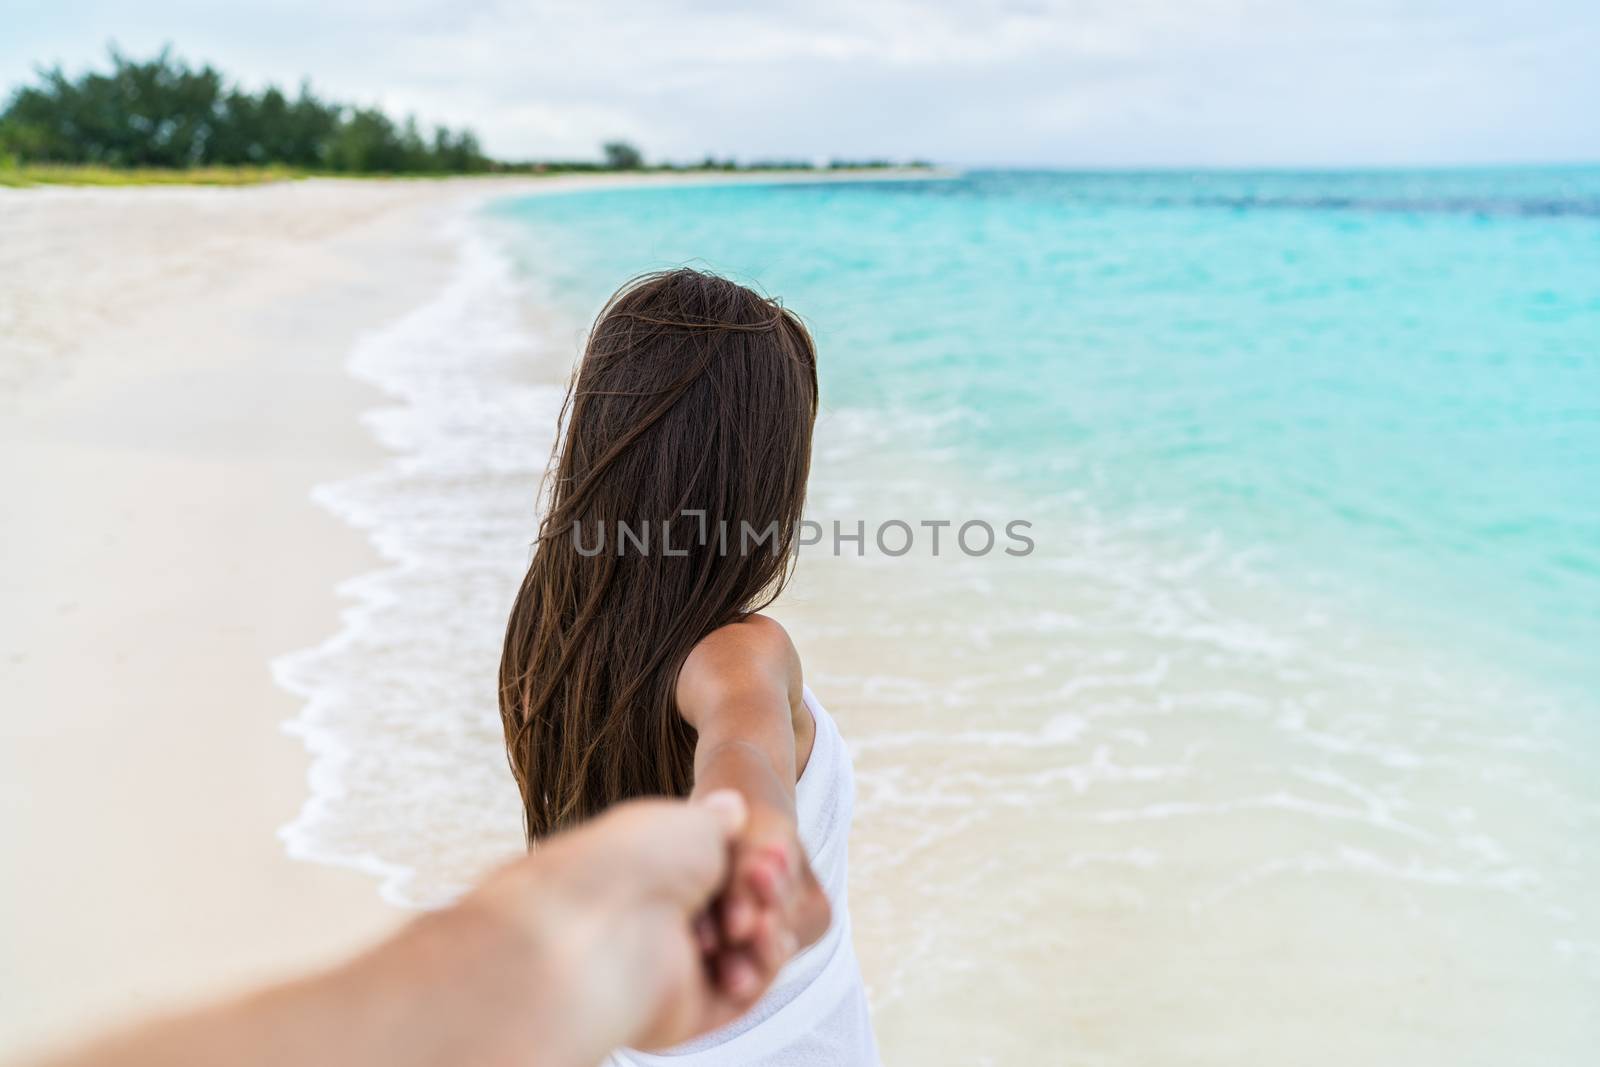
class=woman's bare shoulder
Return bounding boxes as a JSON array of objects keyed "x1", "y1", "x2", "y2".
[
  {"x1": 689, "y1": 613, "x2": 798, "y2": 672},
  {"x1": 677, "y1": 614, "x2": 805, "y2": 726}
]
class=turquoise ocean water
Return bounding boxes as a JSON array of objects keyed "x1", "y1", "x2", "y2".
[
  {"x1": 461, "y1": 170, "x2": 1600, "y2": 1059},
  {"x1": 491, "y1": 168, "x2": 1600, "y2": 699}
]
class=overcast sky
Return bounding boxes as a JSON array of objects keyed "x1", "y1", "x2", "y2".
[{"x1": 3, "y1": 0, "x2": 1596, "y2": 167}]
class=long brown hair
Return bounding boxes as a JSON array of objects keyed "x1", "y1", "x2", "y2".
[{"x1": 499, "y1": 268, "x2": 819, "y2": 841}]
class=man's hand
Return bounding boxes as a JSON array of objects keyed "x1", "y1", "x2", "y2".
[
  {"x1": 464, "y1": 791, "x2": 766, "y2": 1058},
  {"x1": 29, "y1": 793, "x2": 771, "y2": 1067}
]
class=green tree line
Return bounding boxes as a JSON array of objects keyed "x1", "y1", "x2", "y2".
[{"x1": 0, "y1": 47, "x2": 491, "y2": 173}]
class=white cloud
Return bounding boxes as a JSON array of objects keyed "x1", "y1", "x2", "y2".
[{"x1": 2, "y1": 0, "x2": 1596, "y2": 165}]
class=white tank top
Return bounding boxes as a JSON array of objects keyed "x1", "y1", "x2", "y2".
[{"x1": 607, "y1": 686, "x2": 879, "y2": 1066}]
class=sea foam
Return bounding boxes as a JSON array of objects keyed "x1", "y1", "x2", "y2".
[{"x1": 274, "y1": 220, "x2": 559, "y2": 907}]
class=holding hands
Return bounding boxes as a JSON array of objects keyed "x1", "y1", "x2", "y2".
[
  {"x1": 696, "y1": 804, "x2": 832, "y2": 1008},
  {"x1": 676, "y1": 615, "x2": 834, "y2": 1024}
]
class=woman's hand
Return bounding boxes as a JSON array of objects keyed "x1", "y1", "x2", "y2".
[{"x1": 708, "y1": 804, "x2": 832, "y2": 1000}]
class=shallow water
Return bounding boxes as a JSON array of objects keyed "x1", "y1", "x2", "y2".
[{"x1": 283, "y1": 170, "x2": 1600, "y2": 1063}]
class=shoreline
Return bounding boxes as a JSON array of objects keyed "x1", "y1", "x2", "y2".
[
  {"x1": 269, "y1": 168, "x2": 960, "y2": 906},
  {"x1": 0, "y1": 164, "x2": 953, "y2": 190}
]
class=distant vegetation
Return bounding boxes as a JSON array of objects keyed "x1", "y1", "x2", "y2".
[
  {"x1": 0, "y1": 46, "x2": 931, "y2": 185},
  {"x1": 0, "y1": 47, "x2": 489, "y2": 174},
  {"x1": 601, "y1": 140, "x2": 644, "y2": 171}
]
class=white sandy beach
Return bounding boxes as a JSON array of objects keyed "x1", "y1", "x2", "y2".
[{"x1": 0, "y1": 177, "x2": 531, "y2": 1056}]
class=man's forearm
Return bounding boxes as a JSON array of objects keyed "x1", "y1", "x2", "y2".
[
  {"x1": 36, "y1": 898, "x2": 576, "y2": 1067},
  {"x1": 28, "y1": 797, "x2": 750, "y2": 1067}
]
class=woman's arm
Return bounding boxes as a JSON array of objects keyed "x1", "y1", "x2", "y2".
[
  {"x1": 679, "y1": 614, "x2": 808, "y2": 810},
  {"x1": 676, "y1": 615, "x2": 829, "y2": 998}
]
